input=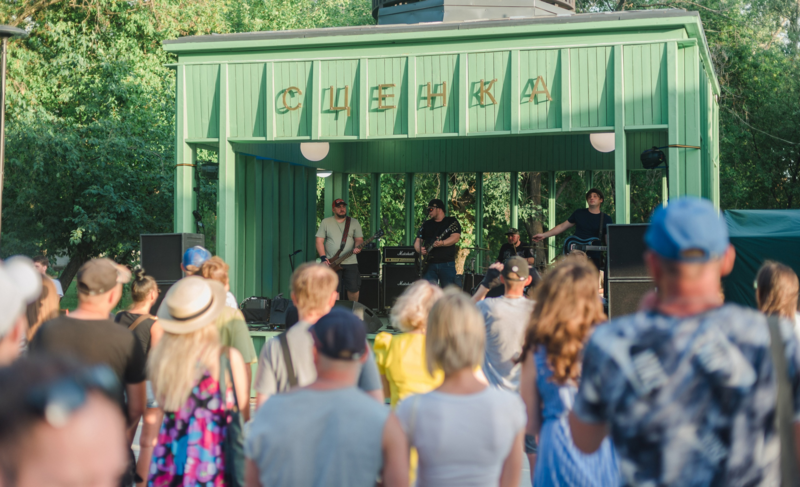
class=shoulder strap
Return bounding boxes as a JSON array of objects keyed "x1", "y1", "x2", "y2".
[
  {"x1": 767, "y1": 315, "x2": 800, "y2": 487},
  {"x1": 218, "y1": 347, "x2": 240, "y2": 412},
  {"x1": 128, "y1": 314, "x2": 152, "y2": 332},
  {"x1": 278, "y1": 332, "x2": 299, "y2": 388},
  {"x1": 338, "y1": 216, "x2": 352, "y2": 252}
]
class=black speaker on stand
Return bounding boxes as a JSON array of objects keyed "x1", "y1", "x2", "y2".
[
  {"x1": 358, "y1": 277, "x2": 381, "y2": 311},
  {"x1": 606, "y1": 224, "x2": 653, "y2": 318},
  {"x1": 140, "y1": 233, "x2": 205, "y2": 315}
]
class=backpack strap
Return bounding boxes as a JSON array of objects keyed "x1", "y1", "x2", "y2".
[
  {"x1": 278, "y1": 332, "x2": 298, "y2": 388},
  {"x1": 128, "y1": 314, "x2": 153, "y2": 332}
]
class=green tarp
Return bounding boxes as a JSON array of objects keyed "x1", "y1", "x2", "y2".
[{"x1": 722, "y1": 210, "x2": 800, "y2": 308}]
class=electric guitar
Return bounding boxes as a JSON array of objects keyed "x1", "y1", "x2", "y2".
[
  {"x1": 328, "y1": 228, "x2": 385, "y2": 272},
  {"x1": 418, "y1": 221, "x2": 460, "y2": 277},
  {"x1": 562, "y1": 235, "x2": 608, "y2": 254}
]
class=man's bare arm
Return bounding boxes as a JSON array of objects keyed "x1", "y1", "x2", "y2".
[
  {"x1": 568, "y1": 411, "x2": 609, "y2": 454},
  {"x1": 532, "y1": 221, "x2": 575, "y2": 242}
]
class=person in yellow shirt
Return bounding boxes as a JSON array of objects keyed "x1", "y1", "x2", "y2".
[{"x1": 374, "y1": 281, "x2": 445, "y2": 409}]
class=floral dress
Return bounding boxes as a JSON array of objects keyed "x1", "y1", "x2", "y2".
[{"x1": 148, "y1": 371, "x2": 232, "y2": 487}]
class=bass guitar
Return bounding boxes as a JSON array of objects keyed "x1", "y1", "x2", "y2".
[
  {"x1": 562, "y1": 235, "x2": 608, "y2": 254},
  {"x1": 329, "y1": 228, "x2": 385, "y2": 272},
  {"x1": 418, "y1": 221, "x2": 460, "y2": 277}
]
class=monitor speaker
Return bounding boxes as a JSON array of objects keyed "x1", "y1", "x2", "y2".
[
  {"x1": 140, "y1": 233, "x2": 205, "y2": 282},
  {"x1": 383, "y1": 265, "x2": 420, "y2": 309},
  {"x1": 358, "y1": 277, "x2": 380, "y2": 310},
  {"x1": 334, "y1": 300, "x2": 383, "y2": 334},
  {"x1": 357, "y1": 250, "x2": 381, "y2": 276},
  {"x1": 607, "y1": 224, "x2": 650, "y2": 279},
  {"x1": 607, "y1": 280, "x2": 656, "y2": 318}
]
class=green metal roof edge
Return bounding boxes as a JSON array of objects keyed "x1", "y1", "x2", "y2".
[{"x1": 163, "y1": 10, "x2": 720, "y2": 94}]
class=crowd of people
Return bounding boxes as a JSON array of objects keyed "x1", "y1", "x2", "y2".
[{"x1": 1, "y1": 196, "x2": 800, "y2": 487}]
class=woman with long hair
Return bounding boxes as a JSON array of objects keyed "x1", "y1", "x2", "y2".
[
  {"x1": 755, "y1": 260, "x2": 800, "y2": 332},
  {"x1": 396, "y1": 289, "x2": 525, "y2": 487},
  {"x1": 147, "y1": 276, "x2": 250, "y2": 486},
  {"x1": 114, "y1": 267, "x2": 164, "y2": 486},
  {"x1": 518, "y1": 259, "x2": 617, "y2": 486}
]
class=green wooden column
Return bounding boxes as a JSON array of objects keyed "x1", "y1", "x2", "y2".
[
  {"x1": 217, "y1": 63, "x2": 239, "y2": 294},
  {"x1": 440, "y1": 172, "x2": 449, "y2": 215},
  {"x1": 404, "y1": 173, "x2": 415, "y2": 246},
  {"x1": 324, "y1": 172, "x2": 349, "y2": 218},
  {"x1": 475, "y1": 172, "x2": 485, "y2": 272},
  {"x1": 510, "y1": 172, "x2": 519, "y2": 228},
  {"x1": 613, "y1": 45, "x2": 630, "y2": 224},
  {"x1": 684, "y1": 44, "x2": 702, "y2": 197},
  {"x1": 547, "y1": 171, "x2": 557, "y2": 264},
  {"x1": 662, "y1": 170, "x2": 669, "y2": 207},
  {"x1": 585, "y1": 171, "x2": 594, "y2": 208},
  {"x1": 667, "y1": 42, "x2": 682, "y2": 200},
  {"x1": 370, "y1": 173, "x2": 381, "y2": 239},
  {"x1": 174, "y1": 64, "x2": 196, "y2": 234}
]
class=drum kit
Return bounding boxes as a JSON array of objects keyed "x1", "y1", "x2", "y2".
[{"x1": 461, "y1": 241, "x2": 548, "y2": 295}]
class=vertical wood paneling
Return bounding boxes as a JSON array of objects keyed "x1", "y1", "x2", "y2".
[
  {"x1": 274, "y1": 61, "x2": 312, "y2": 138},
  {"x1": 467, "y1": 51, "x2": 511, "y2": 133},
  {"x1": 186, "y1": 64, "x2": 220, "y2": 138},
  {"x1": 229, "y1": 63, "x2": 266, "y2": 138},
  {"x1": 175, "y1": 65, "x2": 195, "y2": 233},
  {"x1": 519, "y1": 49, "x2": 561, "y2": 131},
  {"x1": 570, "y1": 47, "x2": 614, "y2": 128},
  {"x1": 368, "y1": 57, "x2": 407, "y2": 137},
  {"x1": 667, "y1": 42, "x2": 681, "y2": 199},
  {"x1": 321, "y1": 59, "x2": 359, "y2": 137},
  {"x1": 682, "y1": 45, "x2": 702, "y2": 197},
  {"x1": 416, "y1": 54, "x2": 458, "y2": 135},
  {"x1": 623, "y1": 44, "x2": 667, "y2": 127}
]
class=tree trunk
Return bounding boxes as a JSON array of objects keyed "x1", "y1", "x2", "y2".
[{"x1": 57, "y1": 255, "x2": 83, "y2": 295}]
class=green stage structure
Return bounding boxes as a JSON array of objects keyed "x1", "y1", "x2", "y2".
[{"x1": 163, "y1": 9, "x2": 720, "y2": 300}]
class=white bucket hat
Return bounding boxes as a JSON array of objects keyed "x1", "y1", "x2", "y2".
[
  {"x1": 0, "y1": 256, "x2": 42, "y2": 336},
  {"x1": 157, "y1": 276, "x2": 226, "y2": 334}
]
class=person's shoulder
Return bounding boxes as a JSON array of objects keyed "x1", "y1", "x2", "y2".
[
  {"x1": 373, "y1": 331, "x2": 393, "y2": 352},
  {"x1": 445, "y1": 216, "x2": 460, "y2": 226}
]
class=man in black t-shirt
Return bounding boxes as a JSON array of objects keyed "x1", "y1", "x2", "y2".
[
  {"x1": 496, "y1": 228, "x2": 535, "y2": 265},
  {"x1": 532, "y1": 188, "x2": 612, "y2": 270},
  {"x1": 414, "y1": 199, "x2": 462, "y2": 287},
  {"x1": 30, "y1": 258, "x2": 145, "y2": 486}
]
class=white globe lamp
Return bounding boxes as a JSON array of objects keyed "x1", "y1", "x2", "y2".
[
  {"x1": 590, "y1": 133, "x2": 615, "y2": 153},
  {"x1": 301, "y1": 142, "x2": 330, "y2": 162}
]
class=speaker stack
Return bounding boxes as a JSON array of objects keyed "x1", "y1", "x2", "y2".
[
  {"x1": 381, "y1": 246, "x2": 419, "y2": 311},
  {"x1": 140, "y1": 233, "x2": 205, "y2": 314},
  {"x1": 356, "y1": 249, "x2": 381, "y2": 312},
  {"x1": 606, "y1": 224, "x2": 656, "y2": 318}
]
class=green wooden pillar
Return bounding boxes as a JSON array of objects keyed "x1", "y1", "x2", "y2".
[
  {"x1": 475, "y1": 172, "x2": 485, "y2": 272},
  {"x1": 585, "y1": 170, "x2": 594, "y2": 208},
  {"x1": 662, "y1": 170, "x2": 669, "y2": 207},
  {"x1": 684, "y1": 44, "x2": 702, "y2": 197},
  {"x1": 510, "y1": 172, "x2": 519, "y2": 228},
  {"x1": 324, "y1": 172, "x2": 349, "y2": 218},
  {"x1": 667, "y1": 42, "x2": 682, "y2": 200},
  {"x1": 217, "y1": 63, "x2": 239, "y2": 295},
  {"x1": 370, "y1": 173, "x2": 382, "y2": 239},
  {"x1": 440, "y1": 172, "x2": 449, "y2": 215},
  {"x1": 547, "y1": 171, "x2": 557, "y2": 264},
  {"x1": 404, "y1": 173, "x2": 415, "y2": 246},
  {"x1": 324, "y1": 175, "x2": 333, "y2": 218},
  {"x1": 174, "y1": 65, "x2": 196, "y2": 234},
  {"x1": 613, "y1": 45, "x2": 630, "y2": 224}
]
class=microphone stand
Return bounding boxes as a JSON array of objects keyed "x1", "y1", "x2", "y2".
[{"x1": 288, "y1": 250, "x2": 302, "y2": 272}]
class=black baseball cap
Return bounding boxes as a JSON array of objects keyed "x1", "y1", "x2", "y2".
[
  {"x1": 427, "y1": 199, "x2": 445, "y2": 210},
  {"x1": 505, "y1": 228, "x2": 520, "y2": 236},
  {"x1": 310, "y1": 308, "x2": 367, "y2": 360}
]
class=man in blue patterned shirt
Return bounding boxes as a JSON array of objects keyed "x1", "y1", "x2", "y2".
[{"x1": 569, "y1": 197, "x2": 800, "y2": 486}]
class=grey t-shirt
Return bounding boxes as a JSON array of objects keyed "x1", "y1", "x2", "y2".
[
  {"x1": 316, "y1": 216, "x2": 363, "y2": 265},
  {"x1": 254, "y1": 320, "x2": 382, "y2": 399},
  {"x1": 246, "y1": 387, "x2": 389, "y2": 487},
  {"x1": 396, "y1": 388, "x2": 526, "y2": 487},
  {"x1": 476, "y1": 295, "x2": 536, "y2": 392}
]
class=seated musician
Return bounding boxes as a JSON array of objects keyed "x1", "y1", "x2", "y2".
[
  {"x1": 532, "y1": 188, "x2": 612, "y2": 271},
  {"x1": 496, "y1": 228, "x2": 534, "y2": 266}
]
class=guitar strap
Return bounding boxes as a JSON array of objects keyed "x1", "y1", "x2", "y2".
[
  {"x1": 338, "y1": 217, "x2": 351, "y2": 253},
  {"x1": 598, "y1": 212, "x2": 605, "y2": 240}
]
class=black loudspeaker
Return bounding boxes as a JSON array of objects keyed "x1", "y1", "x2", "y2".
[
  {"x1": 383, "y1": 265, "x2": 420, "y2": 309},
  {"x1": 607, "y1": 224, "x2": 650, "y2": 279},
  {"x1": 358, "y1": 277, "x2": 380, "y2": 310},
  {"x1": 140, "y1": 233, "x2": 205, "y2": 282},
  {"x1": 607, "y1": 280, "x2": 657, "y2": 318},
  {"x1": 241, "y1": 297, "x2": 271, "y2": 324},
  {"x1": 149, "y1": 282, "x2": 176, "y2": 316},
  {"x1": 357, "y1": 250, "x2": 381, "y2": 276},
  {"x1": 334, "y1": 300, "x2": 383, "y2": 334}
]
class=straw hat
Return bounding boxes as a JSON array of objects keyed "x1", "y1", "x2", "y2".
[{"x1": 157, "y1": 276, "x2": 226, "y2": 334}]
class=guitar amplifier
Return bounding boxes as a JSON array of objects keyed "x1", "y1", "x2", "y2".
[
  {"x1": 358, "y1": 277, "x2": 381, "y2": 310},
  {"x1": 383, "y1": 265, "x2": 420, "y2": 309},
  {"x1": 607, "y1": 224, "x2": 650, "y2": 279},
  {"x1": 383, "y1": 246, "x2": 417, "y2": 264},
  {"x1": 357, "y1": 250, "x2": 381, "y2": 276}
]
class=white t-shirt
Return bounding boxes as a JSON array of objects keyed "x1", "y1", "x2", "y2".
[
  {"x1": 396, "y1": 387, "x2": 526, "y2": 487},
  {"x1": 51, "y1": 276, "x2": 64, "y2": 298},
  {"x1": 226, "y1": 291, "x2": 238, "y2": 309},
  {"x1": 476, "y1": 295, "x2": 536, "y2": 392}
]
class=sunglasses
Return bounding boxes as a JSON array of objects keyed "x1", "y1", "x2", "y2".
[{"x1": 25, "y1": 365, "x2": 122, "y2": 428}]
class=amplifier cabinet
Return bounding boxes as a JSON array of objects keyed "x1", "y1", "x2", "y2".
[
  {"x1": 607, "y1": 279, "x2": 656, "y2": 319},
  {"x1": 357, "y1": 250, "x2": 381, "y2": 276},
  {"x1": 383, "y1": 246, "x2": 417, "y2": 264},
  {"x1": 141, "y1": 233, "x2": 205, "y2": 282},
  {"x1": 607, "y1": 224, "x2": 650, "y2": 280},
  {"x1": 358, "y1": 277, "x2": 381, "y2": 311},
  {"x1": 382, "y1": 265, "x2": 420, "y2": 309}
]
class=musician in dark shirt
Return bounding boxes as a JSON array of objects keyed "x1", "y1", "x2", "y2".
[
  {"x1": 414, "y1": 199, "x2": 462, "y2": 288},
  {"x1": 532, "y1": 188, "x2": 611, "y2": 270},
  {"x1": 496, "y1": 228, "x2": 534, "y2": 265}
]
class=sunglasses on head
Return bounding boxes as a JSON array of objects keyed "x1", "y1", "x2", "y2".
[{"x1": 25, "y1": 365, "x2": 122, "y2": 428}]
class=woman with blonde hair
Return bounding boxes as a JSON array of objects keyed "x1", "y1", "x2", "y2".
[
  {"x1": 396, "y1": 289, "x2": 525, "y2": 487},
  {"x1": 755, "y1": 260, "x2": 800, "y2": 331},
  {"x1": 374, "y1": 280, "x2": 444, "y2": 408},
  {"x1": 518, "y1": 259, "x2": 617, "y2": 486},
  {"x1": 147, "y1": 276, "x2": 250, "y2": 485}
]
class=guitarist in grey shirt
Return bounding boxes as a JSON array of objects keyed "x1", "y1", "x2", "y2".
[{"x1": 316, "y1": 198, "x2": 363, "y2": 301}]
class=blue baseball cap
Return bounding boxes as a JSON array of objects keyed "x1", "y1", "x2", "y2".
[
  {"x1": 310, "y1": 308, "x2": 367, "y2": 361},
  {"x1": 182, "y1": 246, "x2": 212, "y2": 269},
  {"x1": 645, "y1": 197, "x2": 729, "y2": 262}
]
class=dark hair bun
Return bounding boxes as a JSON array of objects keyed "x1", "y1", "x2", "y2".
[{"x1": 133, "y1": 266, "x2": 147, "y2": 282}]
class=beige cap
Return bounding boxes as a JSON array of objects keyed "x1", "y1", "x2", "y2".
[
  {"x1": 76, "y1": 258, "x2": 131, "y2": 295},
  {"x1": 157, "y1": 276, "x2": 226, "y2": 334}
]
